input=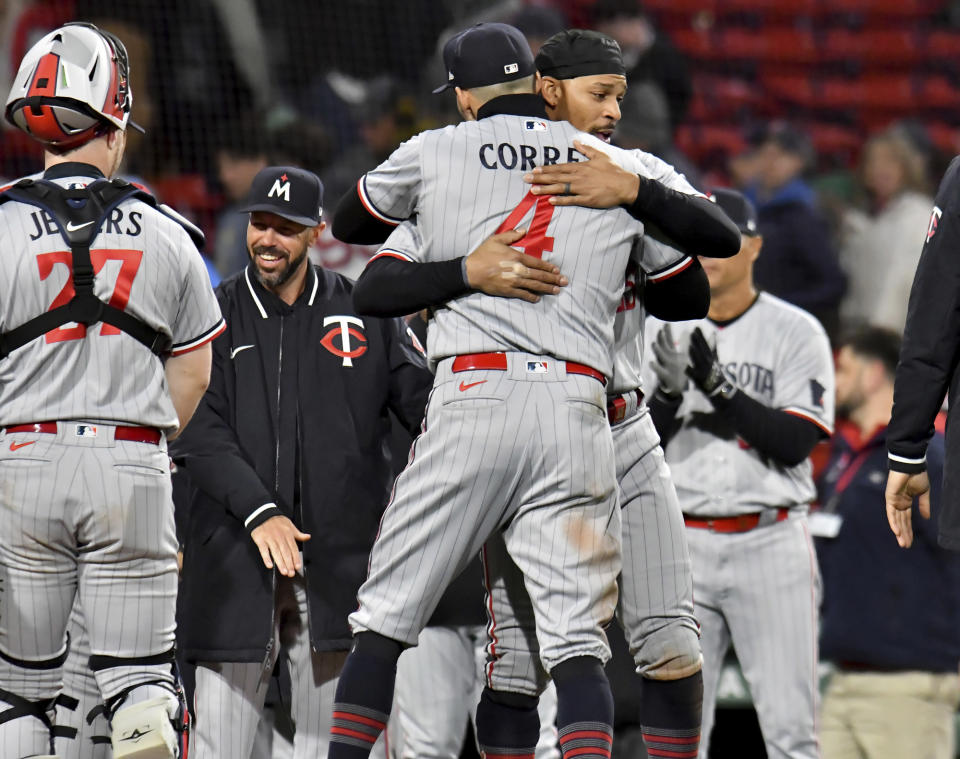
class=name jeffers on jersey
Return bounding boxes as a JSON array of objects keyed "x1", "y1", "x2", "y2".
[
  {"x1": 479, "y1": 142, "x2": 583, "y2": 171},
  {"x1": 27, "y1": 207, "x2": 143, "y2": 241}
]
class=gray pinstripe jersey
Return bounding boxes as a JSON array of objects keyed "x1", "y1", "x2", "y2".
[
  {"x1": 362, "y1": 117, "x2": 666, "y2": 377},
  {"x1": 0, "y1": 173, "x2": 225, "y2": 431},
  {"x1": 642, "y1": 293, "x2": 835, "y2": 514},
  {"x1": 609, "y1": 236, "x2": 695, "y2": 396}
]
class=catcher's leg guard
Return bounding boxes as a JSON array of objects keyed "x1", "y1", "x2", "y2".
[{"x1": 91, "y1": 650, "x2": 189, "y2": 759}]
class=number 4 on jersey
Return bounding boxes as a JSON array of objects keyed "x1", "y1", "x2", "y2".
[{"x1": 495, "y1": 190, "x2": 555, "y2": 259}]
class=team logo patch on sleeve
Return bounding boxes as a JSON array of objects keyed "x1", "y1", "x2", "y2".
[
  {"x1": 927, "y1": 206, "x2": 942, "y2": 243},
  {"x1": 810, "y1": 379, "x2": 825, "y2": 409},
  {"x1": 524, "y1": 120, "x2": 548, "y2": 132}
]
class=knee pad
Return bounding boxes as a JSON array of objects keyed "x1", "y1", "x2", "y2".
[
  {"x1": 90, "y1": 650, "x2": 189, "y2": 759},
  {"x1": 634, "y1": 623, "x2": 703, "y2": 681}
]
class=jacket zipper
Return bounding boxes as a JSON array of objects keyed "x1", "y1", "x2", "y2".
[{"x1": 262, "y1": 315, "x2": 285, "y2": 673}]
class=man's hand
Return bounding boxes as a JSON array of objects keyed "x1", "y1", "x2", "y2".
[
  {"x1": 686, "y1": 327, "x2": 728, "y2": 397},
  {"x1": 651, "y1": 324, "x2": 688, "y2": 398},
  {"x1": 885, "y1": 469, "x2": 931, "y2": 548},
  {"x1": 465, "y1": 228, "x2": 568, "y2": 303},
  {"x1": 250, "y1": 515, "x2": 311, "y2": 577},
  {"x1": 524, "y1": 140, "x2": 640, "y2": 208}
]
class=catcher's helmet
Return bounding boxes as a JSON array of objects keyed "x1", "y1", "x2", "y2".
[{"x1": 5, "y1": 22, "x2": 142, "y2": 149}]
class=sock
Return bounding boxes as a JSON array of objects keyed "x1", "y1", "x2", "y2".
[
  {"x1": 475, "y1": 687, "x2": 539, "y2": 759},
  {"x1": 328, "y1": 632, "x2": 402, "y2": 759},
  {"x1": 639, "y1": 671, "x2": 703, "y2": 759},
  {"x1": 552, "y1": 656, "x2": 613, "y2": 759}
]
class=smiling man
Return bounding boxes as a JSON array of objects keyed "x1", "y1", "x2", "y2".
[{"x1": 170, "y1": 166, "x2": 432, "y2": 758}]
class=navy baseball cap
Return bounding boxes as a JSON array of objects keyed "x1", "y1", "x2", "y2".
[
  {"x1": 710, "y1": 187, "x2": 759, "y2": 236},
  {"x1": 433, "y1": 23, "x2": 536, "y2": 94},
  {"x1": 240, "y1": 166, "x2": 324, "y2": 227}
]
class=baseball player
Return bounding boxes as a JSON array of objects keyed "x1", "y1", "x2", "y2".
[
  {"x1": 325, "y1": 23, "x2": 635, "y2": 759},
  {"x1": 0, "y1": 21, "x2": 224, "y2": 759},
  {"x1": 348, "y1": 30, "x2": 737, "y2": 757},
  {"x1": 644, "y1": 188, "x2": 834, "y2": 759}
]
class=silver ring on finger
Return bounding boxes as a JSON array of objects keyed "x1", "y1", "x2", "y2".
[{"x1": 563, "y1": 182, "x2": 571, "y2": 195}]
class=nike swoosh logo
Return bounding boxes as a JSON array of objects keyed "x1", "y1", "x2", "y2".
[
  {"x1": 458, "y1": 380, "x2": 487, "y2": 392},
  {"x1": 9, "y1": 441, "x2": 35, "y2": 451},
  {"x1": 65, "y1": 220, "x2": 95, "y2": 232},
  {"x1": 230, "y1": 344, "x2": 255, "y2": 359}
]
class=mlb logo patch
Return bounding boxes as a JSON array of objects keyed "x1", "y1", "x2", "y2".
[
  {"x1": 527, "y1": 361, "x2": 548, "y2": 373},
  {"x1": 75, "y1": 424, "x2": 98, "y2": 438},
  {"x1": 504, "y1": 62, "x2": 519, "y2": 74},
  {"x1": 525, "y1": 120, "x2": 548, "y2": 132}
]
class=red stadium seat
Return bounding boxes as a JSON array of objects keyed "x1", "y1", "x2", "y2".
[
  {"x1": 717, "y1": 28, "x2": 819, "y2": 65},
  {"x1": 927, "y1": 31, "x2": 960, "y2": 59},
  {"x1": 761, "y1": 74, "x2": 819, "y2": 108},
  {"x1": 821, "y1": 29, "x2": 923, "y2": 67},
  {"x1": 919, "y1": 76, "x2": 960, "y2": 109},
  {"x1": 714, "y1": 0, "x2": 821, "y2": 21},
  {"x1": 820, "y1": 75, "x2": 914, "y2": 111},
  {"x1": 824, "y1": 0, "x2": 940, "y2": 21},
  {"x1": 926, "y1": 122, "x2": 960, "y2": 157},
  {"x1": 675, "y1": 124, "x2": 748, "y2": 164},
  {"x1": 671, "y1": 28, "x2": 716, "y2": 61},
  {"x1": 807, "y1": 123, "x2": 862, "y2": 159}
]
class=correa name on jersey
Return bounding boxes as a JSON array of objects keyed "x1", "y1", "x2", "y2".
[
  {"x1": 27, "y1": 206, "x2": 143, "y2": 241},
  {"x1": 478, "y1": 142, "x2": 583, "y2": 171}
]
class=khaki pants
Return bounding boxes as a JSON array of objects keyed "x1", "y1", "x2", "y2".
[{"x1": 820, "y1": 670, "x2": 960, "y2": 759}]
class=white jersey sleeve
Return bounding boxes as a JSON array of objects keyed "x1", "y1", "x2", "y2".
[
  {"x1": 640, "y1": 235, "x2": 693, "y2": 283},
  {"x1": 366, "y1": 220, "x2": 423, "y2": 265},
  {"x1": 358, "y1": 135, "x2": 424, "y2": 225},
  {"x1": 627, "y1": 148, "x2": 703, "y2": 197},
  {"x1": 170, "y1": 227, "x2": 226, "y2": 355},
  {"x1": 773, "y1": 309, "x2": 835, "y2": 435}
]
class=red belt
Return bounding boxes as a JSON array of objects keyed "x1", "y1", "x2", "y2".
[
  {"x1": 451, "y1": 352, "x2": 606, "y2": 385},
  {"x1": 683, "y1": 507, "x2": 790, "y2": 533},
  {"x1": 5, "y1": 422, "x2": 162, "y2": 445},
  {"x1": 607, "y1": 389, "x2": 644, "y2": 425}
]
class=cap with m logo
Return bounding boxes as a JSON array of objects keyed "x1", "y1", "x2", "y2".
[{"x1": 241, "y1": 166, "x2": 324, "y2": 226}]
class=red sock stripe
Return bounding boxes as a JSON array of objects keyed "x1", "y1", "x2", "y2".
[
  {"x1": 559, "y1": 730, "x2": 613, "y2": 744},
  {"x1": 331, "y1": 726, "x2": 378, "y2": 743},
  {"x1": 563, "y1": 747, "x2": 611, "y2": 759},
  {"x1": 332, "y1": 711, "x2": 387, "y2": 730},
  {"x1": 641, "y1": 733, "x2": 699, "y2": 745},
  {"x1": 645, "y1": 750, "x2": 699, "y2": 759}
]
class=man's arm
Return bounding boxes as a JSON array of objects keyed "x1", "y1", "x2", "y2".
[
  {"x1": 164, "y1": 344, "x2": 211, "y2": 439},
  {"x1": 888, "y1": 158, "x2": 960, "y2": 476},
  {"x1": 525, "y1": 140, "x2": 741, "y2": 258},
  {"x1": 332, "y1": 182, "x2": 398, "y2": 245},
  {"x1": 353, "y1": 228, "x2": 567, "y2": 318}
]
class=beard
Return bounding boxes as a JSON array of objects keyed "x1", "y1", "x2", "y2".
[{"x1": 250, "y1": 243, "x2": 308, "y2": 291}]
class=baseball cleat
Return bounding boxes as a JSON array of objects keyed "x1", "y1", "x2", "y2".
[{"x1": 111, "y1": 697, "x2": 178, "y2": 759}]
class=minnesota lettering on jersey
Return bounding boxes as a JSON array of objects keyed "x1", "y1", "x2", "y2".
[
  {"x1": 722, "y1": 360, "x2": 775, "y2": 400},
  {"x1": 28, "y1": 207, "x2": 143, "y2": 241}
]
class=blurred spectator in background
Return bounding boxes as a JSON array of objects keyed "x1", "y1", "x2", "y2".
[
  {"x1": 323, "y1": 77, "x2": 418, "y2": 203},
  {"x1": 744, "y1": 122, "x2": 846, "y2": 340},
  {"x1": 592, "y1": 0, "x2": 692, "y2": 130},
  {"x1": 509, "y1": 4, "x2": 566, "y2": 56},
  {"x1": 214, "y1": 122, "x2": 269, "y2": 276},
  {"x1": 614, "y1": 81, "x2": 701, "y2": 190},
  {"x1": 815, "y1": 327, "x2": 960, "y2": 759},
  {"x1": 839, "y1": 130, "x2": 932, "y2": 335}
]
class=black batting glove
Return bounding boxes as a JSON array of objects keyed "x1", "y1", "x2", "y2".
[{"x1": 686, "y1": 327, "x2": 728, "y2": 396}]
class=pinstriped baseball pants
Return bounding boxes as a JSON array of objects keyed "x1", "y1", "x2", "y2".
[
  {"x1": 350, "y1": 354, "x2": 622, "y2": 686},
  {"x1": 0, "y1": 423, "x2": 178, "y2": 756}
]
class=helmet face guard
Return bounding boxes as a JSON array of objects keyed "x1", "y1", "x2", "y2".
[{"x1": 5, "y1": 21, "x2": 142, "y2": 150}]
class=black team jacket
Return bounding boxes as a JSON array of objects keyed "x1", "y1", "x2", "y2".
[
  {"x1": 889, "y1": 155, "x2": 960, "y2": 549},
  {"x1": 174, "y1": 263, "x2": 432, "y2": 662}
]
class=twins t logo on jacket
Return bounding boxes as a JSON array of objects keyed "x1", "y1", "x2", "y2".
[{"x1": 321, "y1": 315, "x2": 367, "y2": 367}]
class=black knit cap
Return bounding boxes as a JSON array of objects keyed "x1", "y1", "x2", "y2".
[{"x1": 535, "y1": 29, "x2": 626, "y2": 80}]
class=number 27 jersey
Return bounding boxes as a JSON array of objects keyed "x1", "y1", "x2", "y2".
[
  {"x1": 360, "y1": 113, "x2": 659, "y2": 378},
  {"x1": 0, "y1": 171, "x2": 225, "y2": 431}
]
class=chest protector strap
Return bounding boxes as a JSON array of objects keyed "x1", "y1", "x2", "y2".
[{"x1": 0, "y1": 177, "x2": 199, "y2": 359}]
